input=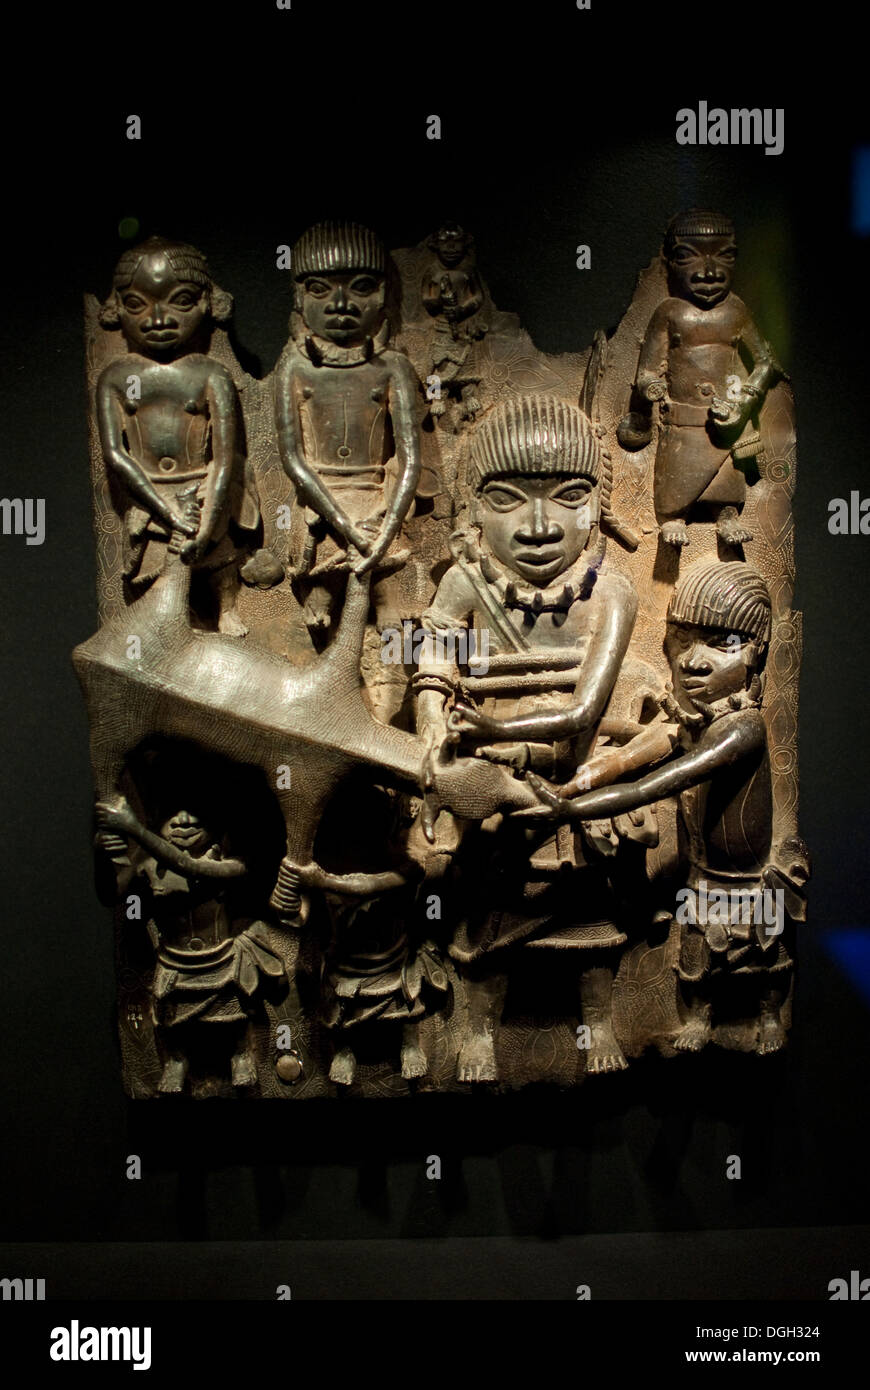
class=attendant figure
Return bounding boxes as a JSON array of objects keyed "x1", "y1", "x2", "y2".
[{"x1": 97, "y1": 236, "x2": 258, "y2": 632}]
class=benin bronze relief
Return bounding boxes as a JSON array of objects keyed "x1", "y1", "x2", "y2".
[{"x1": 76, "y1": 211, "x2": 807, "y2": 1097}]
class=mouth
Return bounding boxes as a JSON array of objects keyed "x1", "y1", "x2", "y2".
[
  {"x1": 513, "y1": 550, "x2": 564, "y2": 568},
  {"x1": 145, "y1": 330, "x2": 179, "y2": 344},
  {"x1": 326, "y1": 316, "x2": 360, "y2": 329},
  {"x1": 169, "y1": 825, "x2": 205, "y2": 846}
]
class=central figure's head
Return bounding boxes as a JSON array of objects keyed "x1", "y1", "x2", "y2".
[
  {"x1": 666, "y1": 559, "x2": 771, "y2": 715},
  {"x1": 664, "y1": 209, "x2": 736, "y2": 310},
  {"x1": 469, "y1": 396, "x2": 602, "y2": 587},
  {"x1": 292, "y1": 222, "x2": 386, "y2": 346}
]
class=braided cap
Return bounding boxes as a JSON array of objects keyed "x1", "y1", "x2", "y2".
[
  {"x1": 111, "y1": 236, "x2": 212, "y2": 290},
  {"x1": 668, "y1": 560, "x2": 771, "y2": 642},
  {"x1": 292, "y1": 222, "x2": 385, "y2": 278},
  {"x1": 470, "y1": 395, "x2": 602, "y2": 487},
  {"x1": 665, "y1": 208, "x2": 735, "y2": 253}
]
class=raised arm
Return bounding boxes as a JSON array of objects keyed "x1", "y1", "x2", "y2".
[{"x1": 95, "y1": 803, "x2": 246, "y2": 880}]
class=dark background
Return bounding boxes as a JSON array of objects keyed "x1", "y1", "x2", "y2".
[{"x1": 1, "y1": 2, "x2": 868, "y2": 1298}]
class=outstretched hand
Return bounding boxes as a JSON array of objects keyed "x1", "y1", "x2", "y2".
[
  {"x1": 526, "y1": 772, "x2": 566, "y2": 811},
  {"x1": 446, "y1": 702, "x2": 499, "y2": 742}
]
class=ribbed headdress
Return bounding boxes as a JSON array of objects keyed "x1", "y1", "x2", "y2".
[
  {"x1": 668, "y1": 560, "x2": 771, "y2": 642},
  {"x1": 292, "y1": 222, "x2": 386, "y2": 278},
  {"x1": 469, "y1": 395, "x2": 602, "y2": 487},
  {"x1": 665, "y1": 208, "x2": 735, "y2": 254}
]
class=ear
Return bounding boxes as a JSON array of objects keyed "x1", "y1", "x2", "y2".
[
  {"x1": 98, "y1": 293, "x2": 122, "y2": 330},
  {"x1": 209, "y1": 286, "x2": 233, "y2": 323}
]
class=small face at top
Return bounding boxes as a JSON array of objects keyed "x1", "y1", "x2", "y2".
[
  {"x1": 665, "y1": 622, "x2": 757, "y2": 712},
  {"x1": 432, "y1": 225, "x2": 468, "y2": 268},
  {"x1": 299, "y1": 271, "x2": 385, "y2": 345},
  {"x1": 160, "y1": 810, "x2": 210, "y2": 855},
  {"x1": 667, "y1": 233, "x2": 736, "y2": 308},
  {"x1": 478, "y1": 473, "x2": 598, "y2": 587},
  {"x1": 116, "y1": 253, "x2": 210, "y2": 357}
]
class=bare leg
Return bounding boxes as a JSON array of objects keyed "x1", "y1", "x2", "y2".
[
  {"x1": 230, "y1": 1026, "x2": 258, "y2": 1087},
  {"x1": 302, "y1": 583, "x2": 334, "y2": 633},
  {"x1": 674, "y1": 984, "x2": 712, "y2": 1052},
  {"x1": 716, "y1": 504, "x2": 753, "y2": 546},
  {"x1": 660, "y1": 517, "x2": 690, "y2": 548},
  {"x1": 329, "y1": 1043, "x2": 357, "y2": 1087},
  {"x1": 580, "y1": 963, "x2": 627, "y2": 1073},
  {"x1": 400, "y1": 1019, "x2": 428, "y2": 1080},
  {"x1": 456, "y1": 964, "x2": 507, "y2": 1083},
  {"x1": 158, "y1": 1035, "x2": 189, "y2": 1094},
  {"x1": 213, "y1": 563, "x2": 248, "y2": 637},
  {"x1": 756, "y1": 982, "x2": 788, "y2": 1055}
]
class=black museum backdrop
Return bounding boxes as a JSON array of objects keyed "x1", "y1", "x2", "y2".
[{"x1": 1, "y1": 3, "x2": 868, "y2": 1299}]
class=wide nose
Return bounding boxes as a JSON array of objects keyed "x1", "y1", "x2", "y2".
[
  {"x1": 681, "y1": 643, "x2": 711, "y2": 674},
  {"x1": 329, "y1": 283, "x2": 348, "y2": 312},
  {"x1": 144, "y1": 300, "x2": 175, "y2": 328},
  {"x1": 699, "y1": 256, "x2": 724, "y2": 281},
  {"x1": 517, "y1": 498, "x2": 563, "y2": 543},
  {"x1": 174, "y1": 810, "x2": 193, "y2": 827}
]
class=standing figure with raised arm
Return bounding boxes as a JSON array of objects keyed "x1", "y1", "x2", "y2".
[
  {"x1": 414, "y1": 395, "x2": 639, "y2": 1081},
  {"x1": 275, "y1": 222, "x2": 432, "y2": 635},
  {"x1": 97, "y1": 236, "x2": 259, "y2": 632},
  {"x1": 618, "y1": 211, "x2": 782, "y2": 549},
  {"x1": 95, "y1": 800, "x2": 285, "y2": 1093}
]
